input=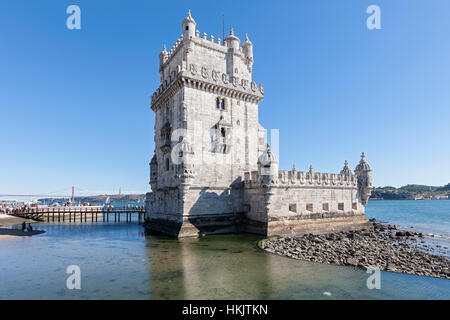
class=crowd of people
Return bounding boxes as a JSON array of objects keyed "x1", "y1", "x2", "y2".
[{"x1": 0, "y1": 203, "x2": 38, "y2": 216}]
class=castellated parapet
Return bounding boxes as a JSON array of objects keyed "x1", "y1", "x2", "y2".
[{"x1": 145, "y1": 11, "x2": 373, "y2": 237}]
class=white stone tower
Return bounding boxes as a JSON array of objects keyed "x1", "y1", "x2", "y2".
[
  {"x1": 145, "y1": 11, "x2": 266, "y2": 237},
  {"x1": 145, "y1": 11, "x2": 373, "y2": 238}
]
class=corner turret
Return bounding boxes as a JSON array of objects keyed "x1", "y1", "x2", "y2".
[
  {"x1": 224, "y1": 28, "x2": 240, "y2": 49},
  {"x1": 340, "y1": 160, "x2": 353, "y2": 175},
  {"x1": 182, "y1": 10, "x2": 196, "y2": 39},
  {"x1": 354, "y1": 152, "x2": 373, "y2": 205},
  {"x1": 242, "y1": 33, "x2": 253, "y2": 63},
  {"x1": 258, "y1": 144, "x2": 278, "y2": 186},
  {"x1": 159, "y1": 45, "x2": 168, "y2": 68}
]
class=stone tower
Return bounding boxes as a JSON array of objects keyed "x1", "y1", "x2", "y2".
[
  {"x1": 145, "y1": 11, "x2": 374, "y2": 238},
  {"x1": 146, "y1": 11, "x2": 266, "y2": 237}
]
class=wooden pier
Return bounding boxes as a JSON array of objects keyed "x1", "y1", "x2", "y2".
[{"x1": 9, "y1": 206, "x2": 145, "y2": 223}]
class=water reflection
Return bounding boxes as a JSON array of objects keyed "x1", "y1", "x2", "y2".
[
  {"x1": 147, "y1": 235, "x2": 273, "y2": 299},
  {"x1": 145, "y1": 233, "x2": 450, "y2": 300},
  {"x1": 0, "y1": 223, "x2": 449, "y2": 300}
]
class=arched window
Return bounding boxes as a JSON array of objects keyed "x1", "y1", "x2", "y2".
[
  {"x1": 221, "y1": 127, "x2": 226, "y2": 138},
  {"x1": 165, "y1": 158, "x2": 169, "y2": 171},
  {"x1": 216, "y1": 97, "x2": 220, "y2": 109},
  {"x1": 221, "y1": 99, "x2": 225, "y2": 110}
]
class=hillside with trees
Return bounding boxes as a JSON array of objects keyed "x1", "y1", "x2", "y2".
[{"x1": 371, "y1": 184, "x2": 450, "y2": 200}]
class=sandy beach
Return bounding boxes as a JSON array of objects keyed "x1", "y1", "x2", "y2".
[
  {"x1": 0, "y1": 234, "x2": 21, "y2": 240},
  {"x1": 0, "y1": 215, "x2": 45, "y2": 239},
  {"x1": 0, "y1": 214, "x2": 28, "y2": 226}
]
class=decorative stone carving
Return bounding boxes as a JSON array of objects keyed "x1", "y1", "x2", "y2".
[
  {"x1": 242, "y1": 79, "x2": 249, "y2": 89},
  {"x1": 201, "y1": 66, "x2": 208, "y2": 79},
  {"x1": 222, "y1": 73, "x2": 229, "y2": 84},
  {"x1": 232, "y1": 76, "x2": 239, "y2": 87},
  {"x1": 189, "y1": 64, "x2": 197, "y2": 75},
  {"x1": 212, "y1": 116, "x2": 232, "y2": 154},
  {"x1": 212, "y1": 70, "x2": 219, "y2": 81}
]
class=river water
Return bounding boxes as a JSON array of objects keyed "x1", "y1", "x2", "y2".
[{"x1": 0, "y1": 201, "x2": 449, "y2": 299}]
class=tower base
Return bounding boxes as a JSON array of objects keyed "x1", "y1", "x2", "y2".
[{"x1": 144, "y1": 214, "x2": 371, "y2": 238}]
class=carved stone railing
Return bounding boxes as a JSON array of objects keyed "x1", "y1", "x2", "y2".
[{"x1": 244, "y1": 170, "x2": 358, "y2": 188}]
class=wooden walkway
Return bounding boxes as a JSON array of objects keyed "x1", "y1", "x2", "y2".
[{"x1": 9, "y1": 206, "x2": 145, "y2": 223}]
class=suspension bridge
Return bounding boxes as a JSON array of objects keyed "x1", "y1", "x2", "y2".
[{"x1": 0, "y1": 186, "x2": 105, "y2": 201}]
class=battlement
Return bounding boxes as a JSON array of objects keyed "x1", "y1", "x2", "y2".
[
  {"x1": 160, "y1": 34, "x2": 184, "y2": 66},
  {"x1": 159, "y1": 12, "x2": 253, "y2": 72},
  {"x1": 162, "y1": 31, "x2": 227, "y2": 67},
  {"x1": 151, "y1": 11, "x2": 260, "y2": 108},
  {"x1": 244, "y1": 168, "x2": 358, "y2": 188}
]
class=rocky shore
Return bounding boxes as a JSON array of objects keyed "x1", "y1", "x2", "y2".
[{"x1": 260, "y1": 221, "x2": 450, "y2": 279}]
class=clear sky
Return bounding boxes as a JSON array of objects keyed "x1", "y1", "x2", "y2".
[{"x1": 1, "y1": 0, "x2": 449, "y2": 196}]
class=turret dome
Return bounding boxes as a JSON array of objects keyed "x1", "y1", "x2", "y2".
[
  {"x1": 340, "y1": 160, "x2": 353, "y2": 175},
  {"x1": 258, "y1": 144, "x2": 278, "y2": 166},
  {"x1": 242, "y1": 33, "x2": 252, "y2": 47},
  {"x1": 182, "y1": 10, "x2": 196, "y2": 38},
  {"x1": 224, "y1": 28, "x2": 240, "y2": 49},
  {"x1": 355, "y1": 152, "x2": 372, "y2": 171},
  {"x1": 182, "y1": 9, "x2": 196, "y2": 25}
]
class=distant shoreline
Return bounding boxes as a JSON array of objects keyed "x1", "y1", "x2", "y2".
[{"x1": 371, "y1": 183, "x2": 449, "y2": 201}]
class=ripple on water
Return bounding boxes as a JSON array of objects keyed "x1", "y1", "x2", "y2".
[{"x1": 0, "y1": 222, "x2": 449, "y2": 299}]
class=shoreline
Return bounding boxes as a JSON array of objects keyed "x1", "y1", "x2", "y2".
[
  {"x1": 0, "y1": 215, "x2": 45, "y2": 240},
  {"x1": 0, "y1": 235, "x2": 19, "y2": 240},
  {"x1": 259, "y1": 221, "x2": 450, "y2": 279},
  {"x1": 0, "y1": 214, "x2": 30, "y2": 226}
]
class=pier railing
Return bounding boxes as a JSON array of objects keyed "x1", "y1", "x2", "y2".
[{"x1": 9, "y1": 206, "x2": 146, "y2": 223}]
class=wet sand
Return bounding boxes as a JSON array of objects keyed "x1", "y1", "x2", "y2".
[
  {"x1": 0, "y1": 215, "x2": 45, "y2": 239},
  {"x1": 0, "y1": 215, "x2": 29, "y2": 227},
  {"x1": 0, "y1": 235, "x2": 19, "y2": 239},
  {"x1": 0, "y1": 228, "x2": 46, "y2": 238}
]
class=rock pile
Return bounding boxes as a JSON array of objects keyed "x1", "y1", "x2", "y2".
[{"x1": 260, "y1": 222, "x2": 450, "y2": 279}]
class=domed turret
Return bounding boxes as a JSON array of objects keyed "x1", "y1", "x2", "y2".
[
  {"x1": 354, "y1": 152, "x2": 373, "y2": 205},
  {"x1": 242, "y1": 33, "x2": 253, "y2": 62},
  {"x1": 258, "y1": 144, "x2": 278, "y2": 166},
  {"x1": 355, "y1": 152, "x2": 372, "y2": 172},
  {"x1": 159, "y1": 45, "x2": 168, "y2": 67},
  {"x1": 224, "y1": 27, "x2": 240, "y2": 49},
  {"x1": 182, "y1": 10, "x2": 196, "y2": 39},
  {"x1": 340, "y1": 160, "x2": 353, "y2": 175},
  {"x1": 258, "y1": 144, "x2": 278, "y2": 182}
]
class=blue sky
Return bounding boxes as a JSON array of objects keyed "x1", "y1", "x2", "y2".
[{"x1": 1, "y1": 0, "x2": 449, "y2": 196}]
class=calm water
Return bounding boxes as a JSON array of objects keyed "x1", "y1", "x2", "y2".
[
  {"x1": 0, "y1": 201, "x2": 449, "y2": 299},
  {"x1": 366, "y1": 200, "x2": 450, "y2": 237}
]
